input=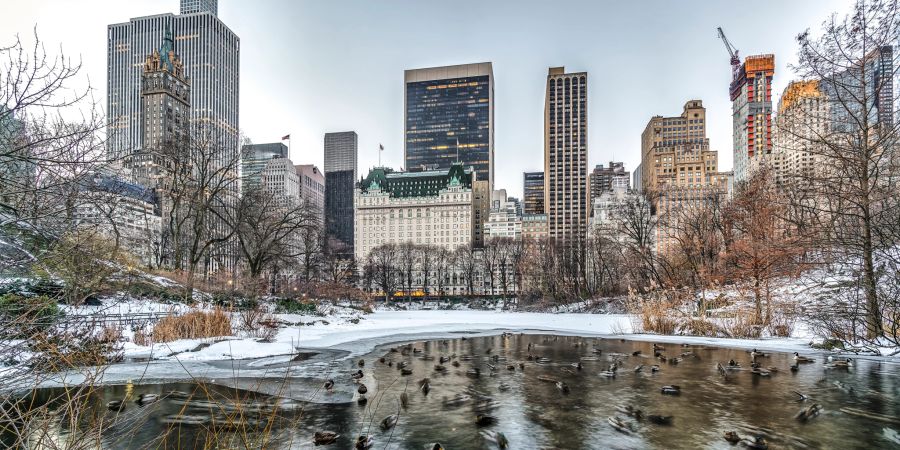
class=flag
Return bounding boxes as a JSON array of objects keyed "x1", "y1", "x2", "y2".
[
  {"x1": 282, "y1": 134, "x2": 290, "y2": 140},
  {"x1": 379, "y1": 143, "x2": 384, "y2": 151}
]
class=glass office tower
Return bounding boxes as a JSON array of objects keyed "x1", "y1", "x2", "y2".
[{"x1": 404, "y1": 62, "x2": 494, "y2": 190}]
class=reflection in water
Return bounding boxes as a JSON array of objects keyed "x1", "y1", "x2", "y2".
[{"x1": 11, "y1": 334, "x2": 900, "y2": 449}]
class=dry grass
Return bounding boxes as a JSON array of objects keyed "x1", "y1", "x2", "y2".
[
  {"x1": 152, "y1": 308, "x2": 233, "y2": 343},
  {"x1": 722, "y1": 308, "x2": 764, "y2": 338},
  {"x1": 133, "y1": 326, "x2": 151, "y2": 346},
  {"x1": 626, "y1": 288, "x2": 684, "y2": 335}
]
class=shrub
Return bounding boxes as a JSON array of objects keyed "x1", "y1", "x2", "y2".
[
  {"x1": 274, "y1": 298, "x2": 317, "y2": 315},
  {"x1": 152, "y1": 308, "x2": 232, "y2": 343},
  {"x1": 236, "y1": 305, "x2": 279, "y2": 341},
  {"x1": 0, "y1": 294, "x2": 62, "y2": 337}
]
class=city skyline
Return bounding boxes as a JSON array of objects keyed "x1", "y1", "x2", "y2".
[{"x1": 3, "y1": 0, "x2": 849, "y2": 197}]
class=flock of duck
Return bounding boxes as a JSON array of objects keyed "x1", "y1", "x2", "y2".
[
  {"x1": 99, "y1": 334, "x2": 859, "y2": 448},
  {"x1": 307, "y1": 334, "x2": 858, "y2": 449}
]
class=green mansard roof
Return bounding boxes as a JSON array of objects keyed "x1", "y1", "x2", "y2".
[{"x1": 358, "y1": 163, "x2": 474, "y2": 198}]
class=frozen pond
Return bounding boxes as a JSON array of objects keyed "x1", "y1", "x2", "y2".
[{"x1": 12, "y1": 333, "x2": 900, "y2": 449}]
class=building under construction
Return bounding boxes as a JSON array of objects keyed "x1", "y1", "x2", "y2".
[{"x1": 718, "y1": 28, "x2": 775, "y2": 182}]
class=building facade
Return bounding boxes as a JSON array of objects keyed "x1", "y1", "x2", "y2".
[
  {"x1": 544, "y1": 67, "x2": 589, "y2": 243},
  {"x1": 127, "y1": 26, "x2": 191, "y2": 189},
  {"x1": 641, "y1": 100, "x2": 731, "y2": 254},
  {"x1": 730, "y1": 54, "x2": 775, "y2": 182},
  {"x1": 772, "y1": 80, "x2": 828, "y2": 187},
  {"x1": 241, "y1": 142, "x2": 289, "y2": 192},
  {"x1": 590, "y1": 162, "x2": 630, "y2": 204},
  {"x1": 522, "y1": 213, "x2": 549, "y2": 241},
  {"x1": 261, "y1": 157, "x2": 301, "y2": 207},
  {"x1": 354, "y1": 163, "x2": 475, "y2": 261},
  {"x1": 295, "y1": 164, "x2": 325, "y2": 218},
  {"x1": 107, "y1": 0, "x2": 239, "y2": 163},
  {"x1": 523, "y1": 171, "x2": 545, "y2": 215},
  {"x1": 324, "y1": 131, "x2": 358, "y2": 252},
  {"x1": 404, "y1": 63, "x2": 494, "y2": 189}
]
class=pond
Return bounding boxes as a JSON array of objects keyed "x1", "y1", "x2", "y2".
[{"x1": 9, "y1": 333, "x2": 900, "y2": 449}]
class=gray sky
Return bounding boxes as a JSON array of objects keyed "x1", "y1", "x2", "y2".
[{"x1": 2, "y1": 0, "x2": 849, "y2": 197}]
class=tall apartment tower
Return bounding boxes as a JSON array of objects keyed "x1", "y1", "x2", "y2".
[
  {"x1": 324, "y1": 131, "x2": 358, "y2": 253},
  {"x1": 107, "y1": 0, "x2": 239, "y2": 163},
  {"x1": 128, "y1": 26, "x2": 191, "y2": 189},
  {"x1": 404, "y1": 62, "x2": 494, "y2": 190},
  {"x1": 544, "y1": 67, "x2": 589, "y2": 242},
  {"x1": 640, "y1": 100, "x2": 719, "y2": 192},
  {"x1": 523, "y1": 171, "x2": 545, "y2": 215},
  {"x1": 730, "y1": 54, "x2": 775, "y2": 182},
  {"x1": 772, "y1": 81, "x2": 828, "y2": 187}
]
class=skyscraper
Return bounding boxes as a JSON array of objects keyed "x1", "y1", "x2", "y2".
[
  {"x1": 523, "y1": 171, "x2": 545, "y2": 215},
  {"x1": 404, "y1": 62, "x2": 494, "y2": 190},
  {"x1": 544, "y1": 67, "x2": 589, "y2": 242},
  {"x1": 128, "y1": 25, "x2": 191, "y2": 189},
  {"x1": 107, "y1": 0, "x2": 239, "y2": 163},
  {"x1": 730, "y1": 54, "x2": 775, "y2": 182},
  {"x1": 324, "y1": 131, "x2": 358, "y2": 253}
]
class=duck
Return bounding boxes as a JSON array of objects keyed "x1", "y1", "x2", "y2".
[
  {"x1": 400, "y1": 391, "x2": 409, "y2": 408},
  {"x1": 434, "y1": 364, "x2": 448, "y2": 373},
  {"x1": 647, "y1": 414, "x2": 673, "y2": 426},
  {"x1": 717, "y1": 362, "x2": 728, "y2": 377},
  {"x1": 827, "y1": 358, "x2": 853, "y2": 369},
  {"x1": 592, "y1": 348, "x2": 603, "y2": 355},
  {"x1": 607, "y1": 415, "x2": 634, "y2": 433},
  {"x1": 634, "y1": 364, "x2": 644, "y2": 373},
  {"x1": 572, "y1": 362, "x2": 583, "y2": 371},
  {"x1": 379, "y1": 357, "x2": 386, "y2": 364},
  {"x1": 136, "y1": 393, "x2": 159, "y2": 406},
  {"x1": 506, "y1": 364, "x2": 516, "y2": 371},
  {"x1": 498, "y1": 382, "x2": 510, "y2": 392},
  {"x1": 599, "y1": 370, "x2": 617, "y2": 378},
  {"x1": 795, "y1": 403, "x2": 822, "y2": 422},
  {"x1": 475, "y1": 414, "x2": 497, "y2": 427},
  {"x1": 380, "y1": 414, "x2": 399, "y2": 430},
  {"x1": 793, "y1": 352, "x2": 815, "y2": 363},
  {"x1": 107, "y1": 400, "x2": 126, "y2": 412},
  {"x1": 355, "y1": 435, "x2": 374, "y2": 449},
  {"x1": 313, "y1": 431, "x2": 339, "y2": 446},
  {"x1": 751, "y1": 367, "x2": 771, "y2": 377},
  {"x1": 419, "y1": 378, "x2": 431, "y2": 394},
  {"x1": 616, "y1": 404, "x2": 643, "y2": 420},
  {"x1": 537, "y1": 375, "x2": 558, "y2": 383},
  {"x1": 452, "y1": 360, "x2": 461, "y2": 367},
  {"x1": 357, "y1": 395, "x2": 368, "y2": 406},
  {"x1": 632, "y1": 350, "x2": 642, "y2": 356},
  {"x1": 651, "y1": 365, "x2": 660, "y2": 373},
  {"x1": 466, "y1": 368, "x2": 481, "y2": 378},
  {"x1": 741, "y1": 436, "x2": 769, "y2": 449},
  {"x1": 653, "y1": 343, "x2": 665, "y2": 352},
  {"x1": 723, "y1": 431, "x2": 741, "y2": 444},
  {"x1": 790, "y1": 363, "x2": 799, "y2": 372},
  {"x1": 793, "y1": 390, "x2": 808, "y2": 401},
  {"x1": 442, "y1": 393, "x2": 472, "y2": 407},
  {"x1": 397, "y1": 361, "x2": 409, "y2": 369},
  {"x1": 425, "y1": 443, "x2": 445, "y2": 450},
  {"x1": 401, "y1": 368, "x2": 414, "y2": 376},
  {"x1": 660, "y1": 385, "x2": 681, "y2": 395},
  {"x1": 727, "y1": 359, "x2": 741, "y2": 368},
  {"x1": 351, "y1": 370, "x2": 364, "y2": 381},
  {"x1": 357, "y1": 384, "x2": 368, "y2": 395},
  {"x1": 481, "y1": 430, "x2": 509, "y2": 449},
  {"x1": 556, "y1": 381, "x2": 570, "y2": 394},
  {"x1": 439, "y1": 355, "x2": 450, "y2": 363},
  {"x1": 518, "y1": 362, "x2": 525, "y2": 370},
  {"x1": 358, "y1": 359, "x2": 365, "y2": 367}
]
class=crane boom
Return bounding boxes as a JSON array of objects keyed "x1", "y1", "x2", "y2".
[{"x1": 717, "y1": 27, "x2": 740, "y2": 65}]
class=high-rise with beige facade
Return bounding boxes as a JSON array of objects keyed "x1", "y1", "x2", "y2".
[
  {"x1": 772, "y1": 80, "x2": 828, "y2": 187},
  {"x1": 544, "y1": 67, "x2": 589, "y2": 243},
  {"x1": 640, "y1": 100, "x2": 731, "y2": 254}
]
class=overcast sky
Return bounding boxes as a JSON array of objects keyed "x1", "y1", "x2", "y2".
[{"x1": 2, "y1": 0, "x2": 850, "y2": 197}]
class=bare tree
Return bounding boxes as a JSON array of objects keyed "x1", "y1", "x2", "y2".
[
  {"x1": 454, "y1": 245, "x2": 479, "y2": 296},
  {"x1": 790, "y1": 0, "x2": 900, "y2": 339},
  {"x1": 368, "y1": 243, "x2": 399, "y2": 302},
  {"x1": 418, "y1": 244, "x2": 435, "y2": 297},
  {"x1": 397, "y1": 242, "x2": 417, "y2": 300},
  {"x1": 433, "y1": 246, "x2": 453, "y2": 299}
]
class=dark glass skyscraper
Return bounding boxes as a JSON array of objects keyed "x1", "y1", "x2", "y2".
[
  {"x1": 404, "y1": 63, "x2": 494, "y2": 190},
  {"x1": 523, "y1": 171, "x2": 545, "y2": 215},
  {"x1": 324, "y1": 131, "x2": 357, "y2": 254}
]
